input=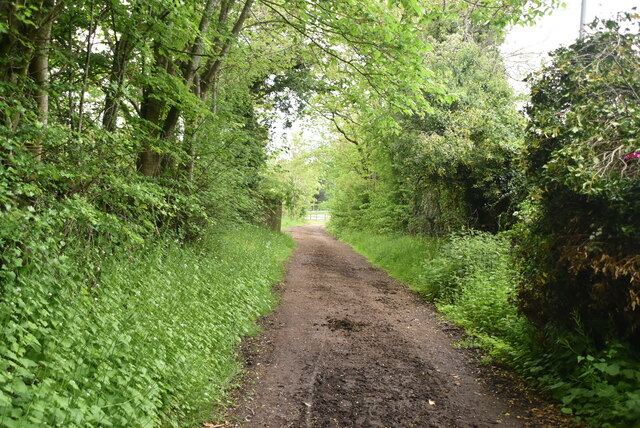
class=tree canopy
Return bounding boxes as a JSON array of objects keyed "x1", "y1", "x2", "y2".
[{"x1": 11, "y1": 0, "x2": 633, "y2": 425}]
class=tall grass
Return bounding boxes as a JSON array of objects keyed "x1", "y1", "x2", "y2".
[
  {"x1": 332, "y1": 229, "x2": 442, "y2": 288},
  {"x1": 1, "y1": 225, "x2": 294, "y2": 427},
  {"x1": 281, "y1": 216, "x2": 311, "y2": 228},
  {"x1": 425, "y1": 232, "x2": 526, "y2": 357}
]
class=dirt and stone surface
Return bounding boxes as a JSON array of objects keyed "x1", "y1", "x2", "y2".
[{"x1": 222, "y1": 225, "x2": 577, "y2": 427}]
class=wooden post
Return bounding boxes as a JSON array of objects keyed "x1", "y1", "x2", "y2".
[{"x1": 263, "y1": 198, "x2": 282, "y2": 232}]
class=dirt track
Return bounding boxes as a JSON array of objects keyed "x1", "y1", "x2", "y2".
[{"x1": 226, "y1": 225, "x2": 572, "y2": 427}]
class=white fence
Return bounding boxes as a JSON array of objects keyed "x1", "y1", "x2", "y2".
[{"x1": 306, "y1": 210, "x2": 331, "y2": 220}]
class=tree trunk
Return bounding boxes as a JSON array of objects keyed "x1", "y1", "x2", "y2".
[
  {"x1": 201, "y1": 0, "x2": 254, "y2": 95},
  {"x1": 102, "y1": 35, "x2": 133, "y2": 131},
  {"x1": 27, "y1": 7, "x2": 54, "y2": 161},
  {"x1": 263, "y1": 198, "x2": 282, "y2": 231},
  {"x1": 160, "y1": 0, "x2": 221, "y2": 141},
  {"x1": 137, "y1": 80, "x2": 165, "y2": 176},
  {"x1": 137, "y1": 0, "x2": 253, "y2": 178},
  {"x1": 137, "y1": 149, "x2": 162, "y2": 177},
  {"x1": 1, "y1": 3, "x2": 34, "y2": 129},
  {"x1": 77, "y1": 0, "x2": 96, "y2": 133}
]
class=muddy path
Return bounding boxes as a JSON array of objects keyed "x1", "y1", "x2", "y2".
[{"x1": 225, "y1": 225, "x2": 573, "y2": 427}]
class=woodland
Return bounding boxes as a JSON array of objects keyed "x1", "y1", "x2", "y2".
[{"x1": 0, "y1": 0, "x2": 639, "y2": 426}]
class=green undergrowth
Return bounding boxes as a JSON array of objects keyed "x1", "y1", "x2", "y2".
[
  {"x1": 1, "y1": 225, "x2": 294, "y2": 427},
  {"x1": 332, "y1": 227, "x2": 640, "y2": 427},
  {"x1": 331, "y1": 229, "x2": 442, "y2": 287}
]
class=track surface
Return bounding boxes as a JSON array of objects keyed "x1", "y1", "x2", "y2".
[{"x1": 227, "y1": 225, "x2": 570, "y2": 427}]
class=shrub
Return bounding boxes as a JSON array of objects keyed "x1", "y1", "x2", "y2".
[
  {"x1": 335, "y1": 227, "x2": 640, "y2": 425},
  {"x1": 516, "y1": 14, "x2": 640, "y2": 344},
  {"x1": 423, "y1": 230, "x2": 640, "y2": 425},
  {"x1": 514, "y1": 323, "x2": 640, "y2": 426},
  {"x1": 421, "y1": 232, "x2": 526, "y2": 351}
]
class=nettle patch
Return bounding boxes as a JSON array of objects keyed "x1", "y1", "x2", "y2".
[{"x1": 0, "y1": 226, "x2": 293, "y2": 427}]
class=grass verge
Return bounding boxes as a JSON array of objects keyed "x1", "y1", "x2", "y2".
[
  {"x1": 0, "y1": 225, "x2": 294, "y2": 427},
  {"x1": 331, "y1": 229, "x2": 441, "y2": 289}
]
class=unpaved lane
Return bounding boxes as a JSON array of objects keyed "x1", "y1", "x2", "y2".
[{"x1": 228, "y1": 225, "x2": 565, "y2": 427}]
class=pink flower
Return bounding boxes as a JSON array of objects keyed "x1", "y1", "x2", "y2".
[{"x1": 623, "y1": 152, "x2": 640, "y2": 161}]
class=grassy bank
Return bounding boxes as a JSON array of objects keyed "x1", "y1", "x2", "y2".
[
  {"x1": 332, "y1": 228, "x2": 640, "y2": 427},
  {"x1": 333, "y1": 230, "x2": 442, "y2": 289},
  {"x1": 1, "y1": 226, "x2": 294, "y2": 427},
  {"x1": 331, "y1": 229, "x2": 520, "y2": 351}
]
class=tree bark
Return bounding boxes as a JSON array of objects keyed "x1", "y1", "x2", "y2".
[
  {"x1": 137, "y1": 79, "x2": 165, "y2": 177},
  {"x1": 185, "y1": 0, "x2": 221, "y2": 84},
  {"x1": 137, "y1": 44, "x2": 168, "y2": 177},
  {"x1": 27, "y1": 4, "x2": 55, "y2": 161},
  {"x1": 137, "y1": 149, "x2": 162, "y2": 177},
  {"x1": 102, "y1": 34, "x2": 133, "y2": 131},
  {"x1": 77, "y1": 0, "x2": 97, "y2": 133},
  {"x1": 137, "y1": 0, "x2": 253, "y2": 178},
  {"x1": 102, "y1": 0, "x2": 145, "y2": 131},
  {"x1": 186, "y1": 73, "x2": 203, "y2": 181}
]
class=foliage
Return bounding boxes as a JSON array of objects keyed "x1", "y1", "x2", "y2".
[
  {"x1": 331, "y1": 228, "x2": 442, "y2": 286},
  {"x1": 0, "y1": 225, "x2": 294, "y2": 427},
  {"x1": 0, "y1": 0, "x2": 593, "y2": 424},
  {"x1": 265, "y1": 133, "x2": 328, "y2": 218},
  {"x1": 401, "y1": 33, "x2": 525, "y2": 234},
  {"x1": 4, "y1": 0, "x2": 499, "y2": 424},
  {"x1": 327, "y1": 24, "x2": 525, "y2": 235},
  {"x1": 325, "y1": 8, "x2": 640, "y2": 428},
  {"x1": 516, "y1": 14, "x2": 640, "y2": 343},
  {"x1": 514, "y1": 324, "x2": 640, "y2": 426},
  {"x1": 427, "y1": 232, "x2": 526, "y2": 352}
]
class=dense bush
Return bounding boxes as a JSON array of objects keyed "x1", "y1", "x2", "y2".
[
  {"x1": 0, "y1": 225, "x2": 293, "y2": 427},
  {"x1": 516, "y1": 14, "x2": 640, "y2": 344},
  {"x1": 423, "y1": 232, "x2": 525, "y2": 349},
  {"x1": 515, "y1": 327, "x2": 640, "y2": 426}
]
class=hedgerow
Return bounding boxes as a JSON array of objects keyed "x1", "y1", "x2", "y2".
[
  {"x1": 517, "y1": 14, "x2": 640, "y2": 344},
  {"x1": 328, "y1": 12, "x2": 640, "y2": 426}
]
